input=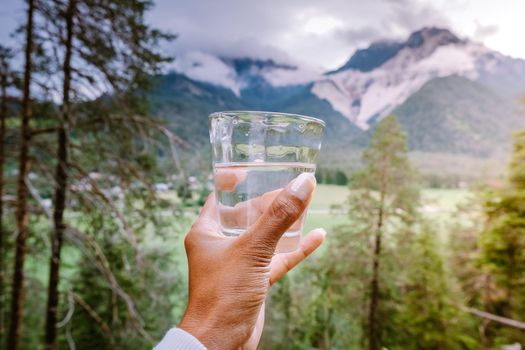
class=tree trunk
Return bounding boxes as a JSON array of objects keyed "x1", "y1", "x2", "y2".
[
  {"x1": 8, "y1": 0, "x2": 34, "y2": 349},
  {"x1": 368, "y1": 182, "x2": 386, "y2": 350},
  {"x1": 0, "y1": 48, "x2": 9, "y2": 349},
  {"x1": 44, "y1": 0, "x2": 75, "y2": 348}
]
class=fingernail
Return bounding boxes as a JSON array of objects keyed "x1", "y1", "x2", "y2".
[
  {"x1": 315, "y1": 228, "x2": 327, "y2": 238},
  {"x1": 289, "y1": 173, "x2": 316, "y2": 200}
]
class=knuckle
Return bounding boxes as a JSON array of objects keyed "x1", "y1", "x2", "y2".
[
  {"x1": 282, "y1": 254, "x2": 293, "y2": 272},
  {"x1": 270, "y1": 196, "x2": 303, "y2": 220},
  {"x1": 184, "y1": 232, "x2": 195, "y2": 251}
]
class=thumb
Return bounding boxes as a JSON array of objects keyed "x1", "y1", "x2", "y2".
[{"x1": 239, "y1": 172, "x2": 316, "y2": 253}]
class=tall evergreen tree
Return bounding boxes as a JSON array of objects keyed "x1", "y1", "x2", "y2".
[
  {"x1": 341, "y1": 115, "x2": 474, "y2": 349},
  {"x1": 8, "y1": 1, "x2": 35, "y2": 348},
  {"x1": 392, "y1": 223, "x2": 478, "y2": 349},
  {"x1": 480, "y1": 129, "x2": 525, "y2": 346},
  {"x1": 349, "y1": 115, "x2": 419, "y2": 350},
  {"x1": 43, "y1": 1, "x2": 75, "y2": 348},
  {"x1": 34, "y1": 0, "x2": 174, "y2": 347},
  {"x1": 0, "y1": 44, "x2": 13, "y2": 350}
]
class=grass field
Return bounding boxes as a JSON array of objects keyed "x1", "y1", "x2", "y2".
[
  {"x1": 165, "y1": 184, "x2": 472, "y2": 244},
  {"x1": 304, "y1": 184, "x2": 472, "y2": 234}
]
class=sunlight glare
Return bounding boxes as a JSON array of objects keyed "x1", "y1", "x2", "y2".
[{"x1": 303, "y1": 16, "x2": 342, "y2": 35}]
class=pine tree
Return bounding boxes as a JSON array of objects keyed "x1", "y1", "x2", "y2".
[
  {"x1": 340, "y1": 115, "x2": 475, "y2": 349},
  {"x1": 34, "y1": 0, "x2": 174, "y2": 347},
  {"x1": 0, "y1": 44, "x2": 13, "y2": 349},
  {"x1": 348, "y1": 115, "x2": 419, "y2": 350},
  {"x1": 43, "y1": 0, "x2": 75, "y2": 348},
  {"x1": 8, "y1": 1, "x2": 35, "y2": 348},
  {"x1": 392, "y1": 223, "x2": 479, "y2": 349},
  {"x1": 480, "y1": 129, "x2": 525, "y2": 346}
]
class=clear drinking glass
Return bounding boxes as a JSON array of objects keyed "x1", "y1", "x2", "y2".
[{"x1": 209, "y1": 111, "x2": 325, "y2": 253}]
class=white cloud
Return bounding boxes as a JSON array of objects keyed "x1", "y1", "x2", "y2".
[
  {"x1": 150, "y1": 0, "x2": 455, "y2": 70},
  {"x1": 1, "y1": 0, "x2": 524, "y2": 70},
  {"x1": 171, "y1": 51, "x2": 241, "y2": 95},
  {"x1": 473, "y1": 20, "x2": 499, "y2": 41}
]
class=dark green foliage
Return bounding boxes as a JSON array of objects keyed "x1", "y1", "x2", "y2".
[
  {"x1": 391, "y1": 225, "x2": 478, "y2": 350},
  {"x1": 150, "y1": 73, "x2": 246, "y2": 148},
  {"x1": 349, "y1": 115, "x2": 420, "y2": 223},
  {"x1": 448, "y1": 198, "x2": 487, "y2": 309},
  {"x1": 393, "y1": 75, "x2": 524, "y2": 156},
  {"x1": 479, "y1": 129, "x2": 525, "y2": 346},
  {"x1": 176, "y1": 181, "x2": 192, "y2": 204},
  {"x1": 349, "y1": 115, "x2": 419, "y2": 349},
  {"x1": 315, "y1": 167, "x2": 349, "y2": 185},
  {"x1": 263, "y1": 231, "x2": 365, "y2": 349},
  {"x1": 333, "y1": 170, "x2": 348, "y2": 186},
  {"x1": 351, "y1": 116, "x2": 477, "y2": 349},
  {"x1": 65, "y1": 196, "x2": 181, "y2": 350}
]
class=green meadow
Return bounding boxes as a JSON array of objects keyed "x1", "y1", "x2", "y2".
[{"x1": 305, "y1": 185, "x2": 471, "y2": 234}]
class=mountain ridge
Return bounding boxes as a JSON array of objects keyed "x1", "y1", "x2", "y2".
[
  {"x1": 328, "y1": 27, "x2": 464, "y2": 74},
  {"x1": 155, "y1": 26, "x2": 525, "y2": 160}
]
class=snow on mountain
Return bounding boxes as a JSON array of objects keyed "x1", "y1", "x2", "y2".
[
  {"x1": 170, "y1": 27, "x2": 525, "y2": 131},
  {"x1": 311, "y1": 27, "x2": 501, "y2": 129}
]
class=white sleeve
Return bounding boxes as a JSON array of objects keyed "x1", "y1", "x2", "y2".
[{"x1": 153, "y1": 327, "x2": 207, "y2": 350}]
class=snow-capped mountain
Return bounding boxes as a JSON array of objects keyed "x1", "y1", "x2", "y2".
[
  {"x1": 157, "y1": 27, "x2": 525, "y2": 158},
  {"x1": 170, "y1": 27, "x2": 525, "y2": 132},
  {"x1": 312, "y1": 27, "x2": 524, "y2": 129}
]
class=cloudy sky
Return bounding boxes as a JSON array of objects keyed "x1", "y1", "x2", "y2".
[{"x1": 1, "y1": 0, "x2": 524, "y2": 70}]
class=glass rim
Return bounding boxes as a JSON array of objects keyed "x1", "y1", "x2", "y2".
[{"x1": 209, "y1": 110, "x2": 326, "y2": 127}]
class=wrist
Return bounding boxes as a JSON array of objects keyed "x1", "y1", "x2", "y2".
[
  {"x1": 179, "y1": 307, "x2": 221, "y2": 349},
  {"x1": 179, "y1": 304, "x2": 250, "y2": 350}
]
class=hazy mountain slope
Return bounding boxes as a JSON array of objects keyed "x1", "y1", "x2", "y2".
[
  {"x1": 327, "y1": 41, "x2": 405, "y2": 74},
  {"x1": 149, "y1": 73, "x2": 247, "y2": 146},
  {"x1": 477, "y1": 54, "x2": 525, "y2": 98},
  {"x1": 273, "y1": 84, "x2": 365, "y2": 146},
  {"x1": 393, "y1": 75, "x2": 525, "y2": 155},
  {"x1": 149, "y1": 72, "x2": 363, "y2": 150}
]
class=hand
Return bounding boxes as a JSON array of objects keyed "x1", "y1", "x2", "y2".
[{"x1": 179, "y1": 173, "x2": 325, "y2": 350}]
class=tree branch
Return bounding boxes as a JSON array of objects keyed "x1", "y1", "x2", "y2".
[
  {"x1": 72, "y1": 292, "x2": 112, "y2": 336},
  {"x1": 31, "y1": 126, "x2": 58, "y2": 136},
  {"x1": 66, "y1": 225, "x2": 154, "y2": 343},
  {"x1": 67, "y1": 161, "x2": 143, "y2": 266},
  {"x1": 464, "y1": 307, "x2": 525, "y2": 330}
]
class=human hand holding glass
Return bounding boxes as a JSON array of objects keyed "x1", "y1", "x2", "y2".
[{"x1": 179, "y1": 170, "x2": 326, "y2": 349}]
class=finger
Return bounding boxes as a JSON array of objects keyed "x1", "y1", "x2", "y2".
[
  {"x1": 269, "y1": 228, "x2": 326, "y2": 286},
  {"x1": 218, "y1": 188, "x2": 282, "y2": 228},
  {"x1": 240, "y1": 173, "x2": 316, "y2": 251},
  {"x1": 241, "y1": 303, "x2": 265, "y2": 350},
  {"x1": 214, "y1": 167, "x2": 247, "y2": 191}
]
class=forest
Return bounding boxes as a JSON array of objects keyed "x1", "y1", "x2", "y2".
[{"x1": 0, "y1": 0, "x2": 524, "y2": 349}]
